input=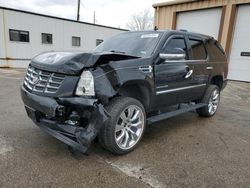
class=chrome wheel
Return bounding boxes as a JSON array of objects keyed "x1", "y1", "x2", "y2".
[
  {"x1": 208, "y1": 89, "x2": 220, "y2": 115},
  {"x1": 115, "y1": 105, "x2": 145, "y2": 150}
]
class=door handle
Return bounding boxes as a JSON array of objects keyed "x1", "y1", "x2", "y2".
[
  {"x1": 185, "y1": 69, "x2": 193, "y2": 79},
  {"x1": 206, "y1": 66, "x2": 214, "y2": 70}
]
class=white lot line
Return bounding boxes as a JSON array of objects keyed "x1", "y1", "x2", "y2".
[
  {"x1": 96, "y1": 155, "x2": 165, "y2": 188},
  {"x1": 0, "y1": 135, "x2": 13, "y2": 155}
]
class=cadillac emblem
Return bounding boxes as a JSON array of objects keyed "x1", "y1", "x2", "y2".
[{"x1": 31, "y1": 74, "x2": 40, "y2": 85}]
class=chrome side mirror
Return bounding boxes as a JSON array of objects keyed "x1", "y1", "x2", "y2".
[{"x1": 159, "y1": 48, "x2": 186, "y2": 61}]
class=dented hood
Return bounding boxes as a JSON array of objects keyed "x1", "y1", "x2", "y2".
[{"x1": 30, "y1": 51, "x2": 139, "y2": 75}]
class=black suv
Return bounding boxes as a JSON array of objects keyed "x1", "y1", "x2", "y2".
[{"x1": 21, "y1": 30, "x2": 228, "y2": 155}]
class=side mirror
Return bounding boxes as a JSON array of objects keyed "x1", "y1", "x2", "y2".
[{"x1": 159, "y1": 48, "x2": 186, "y2": 61}]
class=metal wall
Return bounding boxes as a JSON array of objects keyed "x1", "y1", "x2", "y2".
[
  {"x1": 0, "y1": 8, "x2": 125, "y2": 68},
  {"x1": 153, "y1": 0, "x2": 250, "y2": 53}
]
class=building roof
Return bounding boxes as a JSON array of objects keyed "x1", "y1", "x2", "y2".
[
  {"x1": 0, "y1": 6, "x2": 127, "y2": 31},
  {"x1": 153, "y1": 0, "x2": 200, "y2": 8}
]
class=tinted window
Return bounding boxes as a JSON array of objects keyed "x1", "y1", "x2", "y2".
[
  {"x1": 164, "y1": 37, "x2": 188, "y2": 59},
  {"x1": 42, "y1": 33, "x2": 53, "y2": 44},
  {"x1": 190, "y1": 39, "x2": 207, "y2": 60},
  {"x1": 206, "y1": 39, "x2": 226, "y2": 61},
  {"x1": 72, "y1": 36, "x2": 81, "y2": 46},
  {"x1": 9, "y1": 29, "x2": 29, "y2": 42}
]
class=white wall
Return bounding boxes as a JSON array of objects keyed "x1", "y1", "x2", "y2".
[
  {"x1": 0, "y1": 9, "x2": 7, "y2": 67},
  {"x1": 0, "y1": 8, "x2": 125, "y2": 68}
]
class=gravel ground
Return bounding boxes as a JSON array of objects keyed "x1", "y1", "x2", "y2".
[{"x1": 0, "y1": 68, "x2": 249, "y2": 188}]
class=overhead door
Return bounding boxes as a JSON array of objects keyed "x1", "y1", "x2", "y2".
[
  {"x1": 176, "y1": 8, "x2": 222, "y2": 39},
  {"x1": 228, "y1": 5, "x2": 250, "y2": 82}
]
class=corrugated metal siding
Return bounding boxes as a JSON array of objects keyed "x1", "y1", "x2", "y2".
[
  {"x1": 0, "y1": 8, "x2": 124, "y2": 68},
  {"x1": 154, "y1": 0, "x2": 250, "y2": 50}
]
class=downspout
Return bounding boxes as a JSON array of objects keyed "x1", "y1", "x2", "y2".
[{"x1": 2, "y1": 9, "x2": 9, "y2": 67}]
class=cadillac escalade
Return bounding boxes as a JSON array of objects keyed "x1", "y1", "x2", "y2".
[{"x1": 21, "y1": 30, "x2": 228, "y2": 155}]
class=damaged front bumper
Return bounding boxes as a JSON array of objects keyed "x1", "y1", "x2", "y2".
[{"x1": 21, "y1": 86, "x2": 109, "y2": 154}]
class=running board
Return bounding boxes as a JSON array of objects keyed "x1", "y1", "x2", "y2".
[{"x1": 147, "y1": 103, "x2": 207, "y2": 125}]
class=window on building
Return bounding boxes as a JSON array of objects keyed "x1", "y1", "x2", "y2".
[
  {"x1": 42, "y1": 33, "x2": 53, "y2": 44},
  {"x1": 164, "y1": 37, "x2": 188, "y2": 59},
  {"x1": 96, "y1": 39, "x2": 103, "y2": 46},
  {"x1": 9, "y1": 29, "x2": 29, "y2": 42},
  {"x1": 72, "y1": 36, "x2": 81, "y2": 46},
  {"x1": 189, "y1": 39, "x2": 207, "y2": 60}
]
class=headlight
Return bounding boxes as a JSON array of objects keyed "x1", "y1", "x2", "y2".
[{"x1": 75, "y1": 71, "x2": 95, "y2": 96}]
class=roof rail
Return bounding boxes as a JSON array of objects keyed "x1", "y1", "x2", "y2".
[{"x1": 179, "y1": 29, "x2": 188, "y2": 32}]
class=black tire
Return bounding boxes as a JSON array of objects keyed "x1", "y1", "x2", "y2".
[
  {"x1": 98, "y1": 97, "x2": 146, "y2": 155},
  {"x1": 197, "y1": 85, "x2": 220, "y2": 117}
]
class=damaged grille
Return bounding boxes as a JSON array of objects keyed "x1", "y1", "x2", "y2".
[{"x1": 24, "y1": 65, "x2": 65, "y2": 94}]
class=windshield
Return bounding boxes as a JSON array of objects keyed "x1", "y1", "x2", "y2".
[{"x1": 94, "y1": 31, "x2": 163, "y2": 58}]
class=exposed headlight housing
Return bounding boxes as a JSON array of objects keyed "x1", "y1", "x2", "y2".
[{"x1": 75, "y1": 71, "x2": 95, "y2": 96}]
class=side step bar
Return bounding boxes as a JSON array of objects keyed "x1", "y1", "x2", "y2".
[{"x1": 147, "y1": 103, "x2": 207, "y2": 125}]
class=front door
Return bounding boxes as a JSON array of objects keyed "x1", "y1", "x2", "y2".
[{"x1": 153, "y1": 34, "x2": 195, "y2": 108}]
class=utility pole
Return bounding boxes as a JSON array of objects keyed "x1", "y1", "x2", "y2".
[
  {"x1": 93, "y1": 11, "x2": 96, "y2": 24},
  {"x1": 77, "y1": 0, "x2": 80, "y2": 21}
]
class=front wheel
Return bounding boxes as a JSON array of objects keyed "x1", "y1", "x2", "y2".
[
  {"x1": 197, "y1": 85, "x2": 220, "y2": 117},
  {"x1": 98, "y1": 97, "x2": 146, "y2": 155}
]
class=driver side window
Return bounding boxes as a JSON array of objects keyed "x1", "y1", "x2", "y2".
[{"x1": 163, "y1": 37, "x2": 188, "y2": 59}]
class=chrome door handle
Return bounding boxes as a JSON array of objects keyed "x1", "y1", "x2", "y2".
[
  {"x1": 185, "y1": 69, "x2": 193, "y2": 79},
  {"x1": 206, "y1": 66, "x2": 214, "y2": 70}
]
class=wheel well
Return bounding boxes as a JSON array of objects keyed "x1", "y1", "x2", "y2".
[
  {"x1": 211, "y1": 75, "x2": 223, "y2": 90},
  {"x1": 117, "y1": 83, "x2": 150, "y2": 111}
]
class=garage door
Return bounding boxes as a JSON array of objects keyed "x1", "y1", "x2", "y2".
[
  {"x1": 228, "y1": 5, "x2": 250, "y2": 82},
  {"x1": 176, "y1": 8, "x2": 222, "y2": 39}
]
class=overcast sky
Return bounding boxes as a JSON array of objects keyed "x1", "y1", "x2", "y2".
[{"x1": 0, "y1": 0, "x2": 167, "y2": 29}]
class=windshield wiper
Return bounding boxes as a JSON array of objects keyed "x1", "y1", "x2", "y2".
[{"x1": 109, "y1": 50, "x2": 126, "y2": 54}]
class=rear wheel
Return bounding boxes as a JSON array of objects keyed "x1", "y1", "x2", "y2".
[
  {"x1": 98, "y1": 97, "x2": 146, "y2": 155},
  {"x1": 197, "y1": 85, "x2": 220, "y2": 117}
]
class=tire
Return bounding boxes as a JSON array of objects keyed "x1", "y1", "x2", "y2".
[
  {"x1": 98, "y1": 97, "x2": 146, "y2": 155},
  {"x1": 197, "y1": 85, "x2": 220, "y2": 117}
]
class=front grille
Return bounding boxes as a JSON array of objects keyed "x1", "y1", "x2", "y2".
[{"x1": 24, "y1": 66, "x2": 65, "y2": 94}]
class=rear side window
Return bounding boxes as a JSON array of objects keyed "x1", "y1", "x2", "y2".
[
  {"x1": 189, "y1": 39, "x2": 207, "y2": 60},
  {"x1": 206, "y1": 39, "x2": 226, "y2": 62},
  {"x1": 163, "y1": 37, "x2": 188, "y2": 59}
]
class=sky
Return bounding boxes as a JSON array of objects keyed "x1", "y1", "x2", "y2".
[{"x1": 0, "y1": 0, "x2": 167, "y2": 29}]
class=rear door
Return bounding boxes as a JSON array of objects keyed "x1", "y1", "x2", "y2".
[
  {"x1": 153, "y1": 34, "x2": 195, "y2": 108},
  {"x1": 187, "y1": 35, "x2": 209, "y2": 99}
]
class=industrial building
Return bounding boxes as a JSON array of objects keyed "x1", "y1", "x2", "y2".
[
  {"x1": 0, "y1": 6, "x2": 126, "y2": 68},
  {"x1": 153, "y1": 0, "x2": 250, "y2": 82}
]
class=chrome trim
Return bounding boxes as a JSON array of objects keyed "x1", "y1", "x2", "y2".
[
  {"x1": 206, "y1": 66, "x2": 214, "y2": 70},
  {"x1": 156, "y1": 85, "x2": 169, "y2": 89},
  {"x1": 23, "y1": 66, "x2": 65, "y2": 94},
  {"x1": 164, "y1": 59, "x2": 206, "y2": 63},
  {"x1": 139, "y1": 65, "x2": 152, "y2": 73},
  {"x1": 156, "y1": 83, "x2": 206, "y2": 95}
]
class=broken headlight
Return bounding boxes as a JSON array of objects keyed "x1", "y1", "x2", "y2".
[{"x1": 75, "y1": 71, "x2": 95, "y2": 96}]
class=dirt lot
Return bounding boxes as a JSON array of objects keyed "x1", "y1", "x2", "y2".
[{"x1": 0, "y1": 68, "x2": 249, "y2": 188}]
